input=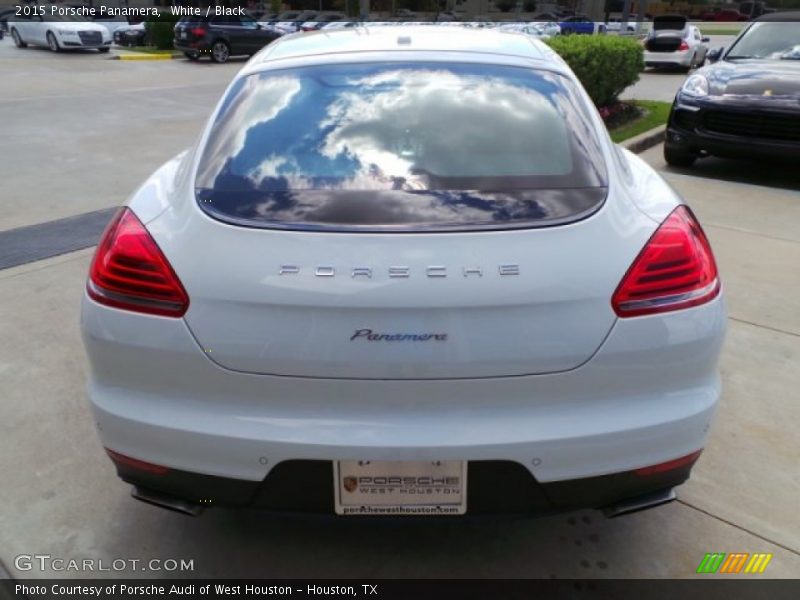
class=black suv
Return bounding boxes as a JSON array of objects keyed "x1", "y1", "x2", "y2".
[{"x1": 174, "y1": 14, "x2": 281, "y2": 63}]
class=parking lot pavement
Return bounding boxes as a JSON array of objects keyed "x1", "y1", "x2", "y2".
[
  {"x1": 2, "y1": 40, "x2": 800, "y2": 579},
  {"x1": 0, "y1": 36, "x2": 242, "y2": 233}
]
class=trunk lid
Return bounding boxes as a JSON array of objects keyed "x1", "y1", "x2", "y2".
[
  {"x1": 155, "y1": 60, "x2": 640, "y2": 379},
  {"x1": 652, "y1": 15, "x2": 687, "y2": 31},
  {"x1": 147, "y1": 200, "x2": 643, "y2": 380}
]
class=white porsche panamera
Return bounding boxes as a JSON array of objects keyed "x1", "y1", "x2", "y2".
[{"x1": 81, "y1": 27, "x2": 726, "y2": 517}]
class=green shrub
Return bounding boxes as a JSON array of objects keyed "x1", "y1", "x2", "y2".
[
  {"x1": 546, "y1": 35, "x2": 644, "y2": 107},
  {"x1": 495, "y1": 0, "x2": 515, "y2": 11},
  {"x1": 145, "y1": 13, "x2": 180, "y2": 50}
]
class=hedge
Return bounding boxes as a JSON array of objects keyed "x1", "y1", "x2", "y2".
[
  {"x1": 144, "y1": 13, "x2": 180, "y2": 50},
  {"x1": 546, "y1": 35, "x2": 644, "y2": 108}
]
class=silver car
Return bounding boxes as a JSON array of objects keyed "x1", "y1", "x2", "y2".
[{"x1": 644, "y1": 15, "x2": 710, "y2": 71}]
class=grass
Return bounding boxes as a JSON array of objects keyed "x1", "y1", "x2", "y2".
[{"x1": 609, "y1": 100, "x2": 671, "y2": 143}]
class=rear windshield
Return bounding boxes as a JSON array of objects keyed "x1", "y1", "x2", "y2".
[{"x1": 195, "y1": 62, "x2": 608, "y2": 232}]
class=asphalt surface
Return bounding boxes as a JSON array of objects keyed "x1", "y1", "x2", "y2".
[
  {"x1": 622, "y1": 35, "x2": 736, "y2": 103},
  {"x1": 1, "y1": 32, "x2": 799, "y2": 580},
  {"x1": 0, "y1": 36, "x2": 242, "y2": 233}
]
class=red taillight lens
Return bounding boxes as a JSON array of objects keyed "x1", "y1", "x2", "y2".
[
  {"x1": 612, "y1": 206, "x2": 719, "y2": 317},
  {"x1": 679, "y1": 40, "x2": 689, "y2": 51},
  {"x1": 190, "y1": 27, "x2": 207, "y2": 37},
  {"x1": 106, "y1": 448, "x2": 170, "y2": 475},
  {"x1": 634, "y1": 450, "x2": 702, "y2": 476},
  {"x1": 87, "y1": 208, "x2": 189, "y2": 317}
]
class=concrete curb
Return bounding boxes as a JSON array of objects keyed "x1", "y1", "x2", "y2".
[
  {"x1": 111, "y1": 53, "x2": 179, "y2": 61},
  {"x1": 622, "y1": 124, "x2": 667, "y2": 155}
]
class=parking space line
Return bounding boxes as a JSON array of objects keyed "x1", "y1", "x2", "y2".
[
  {"x1": 704, "y1": 223, "x2": 800, "y2": 246},
  {"x1": 728, "y1": 317, "x2": 800, "y2": 340},
  {"x1": 677, "y1": 499, "x2": 800, "y2": 556},
  {"x1": 0, "y1": 207, "x2": 117, "y2": 271}
]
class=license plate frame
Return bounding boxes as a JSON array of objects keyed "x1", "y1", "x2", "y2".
[{"x1": 334, "y1": 460, "x2": 467, "y2": 516}]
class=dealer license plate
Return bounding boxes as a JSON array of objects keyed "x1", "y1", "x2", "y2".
[{"x1": 334, "y1": 460, "x2": 466, "y2": 516}]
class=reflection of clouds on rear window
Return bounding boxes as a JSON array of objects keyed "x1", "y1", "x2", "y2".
[
  {"x1": 197, "y1": 63, "x2": 595, "y2": 193},
  {"x1": 197, "y1": 76, "x2": 302, "y2": 186},
  {"x1": 193, "y1": 62, "x2": 608, "y2": 231}
]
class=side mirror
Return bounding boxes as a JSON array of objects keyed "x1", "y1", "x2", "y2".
[
  {"x1": 707, "y1": 46, "x2": 724, "y2": 63},
  {"x1": 701, "y1": 36, "x2": 710, "y2": 43}
]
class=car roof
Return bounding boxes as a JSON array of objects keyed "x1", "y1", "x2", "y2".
[
  {"x1": 245, "y1": 26, "x2": 556, "y2": 75},
  {"x1": 756, "y1": 11, "x2": 800, "y2": 21}
]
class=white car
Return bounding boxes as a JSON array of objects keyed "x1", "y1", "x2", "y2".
[
  {"x1": 299, "y1": 14, "x2": 345, "y2": 32},
  {"x1": 644, "y1": 16, "x2": 710, "y2": 71},
  {"x1": 259, "y1": 21, "x2": 295, "y2": 36},
  {"x1": 81, "y1": 26, "x2": 725, "y2": 518},
  {"x1": 10, "y1": 13, "x2": 111, "y2": 53},
  {"x1": 536, "y1": 21, "x2": 561, "y2": 36},
  {"x1": 496, "y1": 22, "x2": 556, "y2": 39},
  {"x1": 320, "y1": 21, "x2": 362, "y2": 31},
  {"x1": 605, "y1": 14, "x2": 640, "y2": 34}
]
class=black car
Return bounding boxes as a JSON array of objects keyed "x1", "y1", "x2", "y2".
[
  {"x1": 664, "y1": 13, "x2": 800, "y2": 167},
  {"x1": 113, "y1": 23, "x2": 146, "y2": 47},
  {"x1": 173, "y1": 13, "x2": 281, "y2": 63}
]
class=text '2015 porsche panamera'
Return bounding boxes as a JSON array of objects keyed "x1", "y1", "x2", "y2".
[{"x1": 81, "y1": 27, "x2": 726, "y2": 518}]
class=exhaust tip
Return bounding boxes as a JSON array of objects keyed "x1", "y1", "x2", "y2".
[
  {"x1": 131, "y1": 486, "x2": 204, "y2": 516},
  {"x1": 602, "y1": 487, "x2": 676, "y2": 518}
]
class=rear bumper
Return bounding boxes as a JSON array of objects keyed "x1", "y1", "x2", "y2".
[
  {"x1": 115, "y1": 458, "x2": 695, "y2": 516},
  {"x1": 82, "y1": 290, "x2": 726, "y2": 509},
  {"x1": 644, "y1": 50, "x2": 693, "y2": 67}
]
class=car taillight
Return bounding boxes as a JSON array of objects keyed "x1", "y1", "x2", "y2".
[
  {"x1": 612, "y1": 205, "x2": 719, "y2": 318},
  {"x1": 678, "y1": 40, "x2": 689, "y2": 51},
  {"x1": 87, "y1": 207, "x2": 189, "y2": 317},
  {"x1": 106, "y1": 448, "x2": 170, "y2": 475},
  {"x1": 190, "y1": 27, "x2": 207, "y2": 37},
  {"x1": 634, "y1": 450, "x2": 702, "y2": 476}
]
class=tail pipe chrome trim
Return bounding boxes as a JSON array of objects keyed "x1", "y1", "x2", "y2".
[
  {"x1": 131, "y1": 486, "x2": 204, "y2": 516},
  {"x1": 602, "y1": 487, "x2": 676, "y2": 518}
]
